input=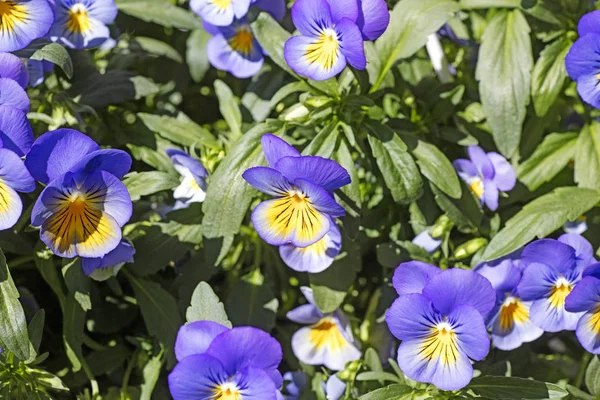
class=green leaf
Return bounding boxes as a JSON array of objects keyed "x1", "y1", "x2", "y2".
[
  {"x1": 30, "y1": 43, "x2": 73, "y2": 79},
  {"x1": 187, "y1": 29, "x2": 212, "y2": 82},
  {"x1": 138, "y1": 112, "x2": 219, "y2": 149},
  {"x1": 467, "y1": 376, "x2": 568, "y2": 399},
  {"x1": 202, "y1": 121, "x2": 282, "y2": 241},
  {"x1": 63, "y1": 295, "x2": 85, "y2": 371},
  {"x1": 432, "y1": 180, "x2": 482, "y2": 233},
  {"x1": 140, "y1": 352, "x2": 163, "y2": 400},
  {"x1": 335, "y1": 138, "x2": 362, "y2": 208},
  {"x1": 575, "y1": 122, "x2": 600, "y2": 191},
  {"x1": 476, "y1": 9, "x2": 533, "y2": 157},
  {"x1": 252, "y1": 12, "x2": 297, "y2": 78},
  {"x1": 358, "y1": 384, "x2": 413, "y2": 400},
  {"x1": 28, "y1": 310, "x2": 45, "y2": 354},
  {"x1": 586, "y1": 356, "x2": 600, "y2": 396},
  {"x1": 115, "y1": 0, "x2": 202, "y2": 29},
  {"x1": 214, "y1": 80, "x2": 243, "y2": 139},
  {"x1": 400, "y1": 134, "x2": 461, "y2": 199},
  {"x1": 123, "y1": 171, "x2": 180, "y2": 201},
  {"x1": 71, "y1": 71, "x2": 159, "y2": 108},
  {"x1": 132, "y1": 37, "x2": 183, "y2": 63},
  {"x1": 531, "y1": 37, "x2": 571, "y2": 117},
  {"x1": 0, "y1": 249, "x2": 32, "y2": 362},
  {"x1": 371, "y1": 0, "x2": 459, "y2": 92},
  {"x1": 517, "y1": 132, "x2": 578, "y2": 191},
  {"x1": 186, "y1": 282, "x2": 232, "y2": 327},
  {"x1": 460, "y1": 0, "x2": 520, "y2": 8},
  {"x1": 367, "y1": 125, "x2": 423, "y2": 204},
  {"x1": 482, "y1": 187, "x2": 600, "y2": 261},
  {"x1": 303, "y1": 122, "x2": 340, "y2": 158},
  {"x1": 356, "y1": 371, "x2": 403, "y2": 383},
  {"x1": 566, "y1": 384, "x2": 594, "y2": 400},
  {"x1": 226, "y1": 281, "x2": 278, "y2": 331},
  {"x1": 126, "y1": 273, "x2": 183, "y2": 368},
  {"x1": 62, "y1": 258, "x2": 91, "y2": 312}
]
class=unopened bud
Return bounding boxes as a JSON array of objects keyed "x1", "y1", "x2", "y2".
[{"x1": 453, "y1": 238, "x2": 488, "y2": 260}]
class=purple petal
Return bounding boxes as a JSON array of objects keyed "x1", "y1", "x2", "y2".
[
  {"x1": 576, "y1": 73, "x2": 600, "y2": 109},
  {"x1": 565, "y1": 276, "x2": 600, "y2": 313},
  {"x1": 234, "y1": 367, "x2": 279, "y2": 400},
  {"x1": 558, "y1": 233, "x2": 596, "y2": 270},
  {"x1": 487, "y1": 152, "x2": 516, "y2": 192},
  {"x1": 206, "y1": 30, "x2": 264, "y2": 79},
  {"x1": 275, "y1": 156, "x2": 351, "y2": 192},
  {"x1": 421, "y1": 269, "x2": 496, "y2": 317},
  {"x1": 0, "y1": 78, "x2": 29, "y2": 112},
  {"x1": 294, "y1": 178, "x2": 346, "y2": 217},
  {"x1": 261, "y1": 134, "x2": 301, "y2": 168},
  {"x1": 452, "y1": 159, "x2": 478, "y2": 181},
  {"x1": 584, "y1": 262, "x2": 600, "y2": 280},
  {"x1": 521, "y1": 239, "x2": 576, "y2": 273},
  {"x1": 0, "y1": 182, "x2": 22, "y2": 230},
  {"x1": 243, "y1": 167, "x2": 293, "y2": 196},
  {"x1": 488, "y1": 300, "x2": 543, "y2": 351},
  {"x1": 468, "y1": 146, "x2": 494, "y2": 179},
  {"x1": 325, "y1": 0, "x2": 358, "y2": 23},
  {"x1": 483, "y1": 179, "x2": 499, "y2": 211},
  {"x1": 578, "y1": 11, "x2": 600, "y2": 37},
  {"x1": 291, "y1": 0, "x2": 333, "y2": 37},
  {"x1": 253, "y1": 0, "x2": 287, "y2": 21},
  {"x1": 286, "y1": 304, "x2": 323, "y2": 324},
  {"x1": 411, "y1": 230, "x2": 442, "y2": 253},
  {"x1": 356, "y1": 0, "x2": 390, "y2": 40},
  {"x1": 0, "y1": 148, "x2": 35, "y2": 193},
  {"x1": 284, "y1": 35, "x2": 347, "y2": 81},
  {"x1": 575, "y1": 309, "x2": 600, "y2": 354},
  {"x1": 565, "y1": 34, "x2": 600, "y2": 81},
  {"x1": 70, "y1": 149, "x2": 132, "y2": 180},
  {"x1": 168, "y1": 354, "x2": 229, "y2": 400},
  {"x1": 81, "y1": 240, "x2": 135, "y2": 276},
  {"x1": 391, "y1": 261, "x2": 441, "y2": 296},
  {"x1": 0, "y1": 53, "x2": 29, "y2": 88},
  {"x1": 167, "y1": 149, "x2": 208, "y2": 181},
  {"x1": 326, "y1": 375, "x2": 346, "y2": 400},
  {"x1": 517, "y1": 262, "x2": 559, "y2": 301},
  {"x1": 0, "y1": 0, "x2": 54, "y2": 52},
  {"x1": 175, "y1": 321, "x2": 230, "y2": 361},
  {"x1": 475, "y1": 258, "x2": 522, "y2": 293},
  {"x1": 386, "y1": 293, "x2": 438, "y2": 341},
  {"x1": 0, "y1": 106, "x2": 33, "y2": 157},
  {"x1": 530, "y1": 296, "x2": 584, "y2": 332},
  {"x1": 279, "y1": 221, "x2": 342, "y2": 273},
  {"x1": 449, "y1": 304, "x2": 489, "y2": 360},
  {"x1": 336, "y1": 18, "x2": 366, "y2": 70}
]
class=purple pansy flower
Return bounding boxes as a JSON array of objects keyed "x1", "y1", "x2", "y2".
[
  {"x1": 169, "y1": 321, "x2": 283, "y2": 400},
  {"x1": 81, "y1": 240, "x2": 135, "y2": 280},
  {"x1": 166, "y1": 149, "x2": 208, "y2": 205},
  {"x1": 287, "y1": 287, "x2": 361, "y2": 371},
  {"x1": 0, "y1": 0, "x2": 53, "y2": 52},
  {"x1": 453, "y1": 145, "x2": 516, "y2": 211},
  {"x1": 387, "y1": 262, "x2": 495, "y2": 390},
  {"x1": 49, "y1": 0, "x2": 118, "y2": 49},
  {"x1": 242, "y1": 134, "x2": 350, "y2": 248},
  {"x1": 566, "y1": 11, "x2": 600, "y2": 109},
  {"x1": 190, "y1": 0, "x2": 251, "y2": 27},
  {"x1": 517, "y1": 234, "x2": 596, "y2": 332},
  {"x1": 565, "y1": 263, "x2": 600, "y2": 354},
  {"x1": 476, "y1": 255, "x2": 543, "y2": 351},
  {"x1": 27, "y1": 129, "x2": 132, "y2": 258}
]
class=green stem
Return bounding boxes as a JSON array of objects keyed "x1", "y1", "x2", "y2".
[
  {"x1": 81, "y1": 360, "x2": 99, "y2": 398},
  {"x1": 121, "y1": 349, "x2": 139, "y2": 398},
  {"x1": 575, "y1": 352, "x2": 592, "y2": 388}
]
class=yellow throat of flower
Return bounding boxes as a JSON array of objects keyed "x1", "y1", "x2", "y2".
[
  {"x1": 66, "y1": 4, "x2": 91, "y2": 34},
  {"x1": 470, "y1": 178, "x2": 484, "y2": 198},
  {"x1": 214, "y1": 383, "x2": 241, "y2": 400},
  {"x1": 0, "y1": 1, "x2": 27, "y2": 34},
  {"x1": 230, "y1": 28, "x2": 254, "y2": 55},
  {"x1": 549, "y1": 278, "x2": 573, "y2": 308},
  {"x1": 212, "y1": 0, "x2": 232, "y2": 10},
  {"x1": 305, "y1": 29, "x2": 340, "y2": 71},
  {"x1": 420, "y1": 322, "x2": 458, "y2": 365},
  {"x1": 499, "y1": 297, "x2": 529, "y2": 331}
]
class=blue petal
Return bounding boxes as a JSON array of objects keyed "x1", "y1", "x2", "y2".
[
  {"x1": 290, "y1": 0, "x2": 333, "y2": 37},
  {"x1": 475, "y1": 258, "x2": 522, "y2": 293},
  {"x1": 575, "y1": 309, "x2": 600, "y2": 354},
  {"x1": 565, "y1": 276, "x2": 600, "y2": 313},
  {"x1": 392, "y1": 261, "x2": 441, "y2": 296},
  {"x1": 468, "y1": 145, "x2": 494, "y2": 180},
  {"x1": 0, "y1": 148, "x2": 35, "y2": 193},
  {"x1": 206, "y1": 29, "x2": 264, "y2": 79},
  {"x1": 275, "y1": 156, "x2": 351, "y2": 192},
  {"x1": 578, "y1": 11, "x2": 600, "y2": 37},
  {"x1": 252, "y1": 0, "x2": 286, "y2": 21},
  {"x1": 0, "y1": 0, "x2": 54, "y2": 52},
  {"x1": 565, "y1": 34, "x2": 600, "y2": 81},
  {"x1": 558, "y1": 233, "x2": 596, "y2": 271},
  {"x1": 336, "y1": 18, "x2": 366, "y2": 70},
  {"x1": 0, "y1": 106, "x2": 33, "y2": 157},
  {"x1": 81, "y1": 240, "x2": 135, "y2": 276},
  {"x1": 522, "y1": 238, "x2": 576, "y2": 273},
  {"x1": 294, "y1": 178, "x2": 346, "y2": 217},
  {"x1": 174, "y1": 321, "x2": 230, "y2": 361},
  {"x1": 0, "y1": 53, "x2": 29, "y2": 88},
  {"x1": 242, "y1": 167, "x2": 293, "y2": 196},
  {"x1": 284, "y1": 35, "x2": 347, "y2": 81},
  {"x1": 356, "y1": 0, "x2": 390, "y2": 40},
  {"x1": 261, "y1": 134, "x2": 300, "y2": 168},
  {"x1": 325, "y1": 0, "x2": 358, "y2": 23},
  {"x1": 70, "y1": 149, "x2": 133, "y2": 180},
  {"x1": 517, "y1": 262, "x2": 558, "y2": 301},
  {"x1": 286, "y1": 304, "x2": 323, "y2": 324},
  {"x1": 168, "y1": 354, "x2": 229, "y2": 400},
  {"x1": 280, "y1": 220, "x2": 341, "y2": 273},
  {"x1": 0, "y1": 74, "x2": 31, "y2": 113},
  {"x1": 386, "y1": 293, "x2": 439, "y2": 341}
]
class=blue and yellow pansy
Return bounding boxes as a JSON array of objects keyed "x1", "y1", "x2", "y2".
[{"x1": 0, "y1": 0, "x2": 53, "y2": 52}]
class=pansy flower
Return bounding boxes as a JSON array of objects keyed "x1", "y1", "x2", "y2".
[
  {"x1": 204, "y1": 0, "x2": 285, "y2": 79},
  {"x1": 49, "y1": 0, "x2": 118, "y2": 49},
  {"x1": 564, "y1": 217, "x2": 588, "y2": 235},
  {"x1": 387, "y1": 262, "x2": 495, "y2": 390},
  {"x1": 190, "y1": 0, "x2": 251, "y2": 27},
  {"x1": 166, "y1": 149, "x2": 208, "y2": 205},
  {"x1": 279, "y1": 217, "x2": 342, "y2": 273},
  {"x1": 28, "y1": 129, "x2": 132, "y2": 258},
  {"x1": 412, "y1": 228, "x2": 442, "y2": 254},
  {"x1": 284, "y1": 0, "x2": 367, "y2": 81},
  {"x1": 81, "y1": 240, "x2": 135, "y2": 281},
  {"x1": 282, "y1": 371, "x2": 346, "y2": 400},
  {"x1": 0, "y1": 148, "x2": 35, "y2": 230},
  {"x1": 0, "y1": 53, "x2": 29, "y2": 88},
  {"x1": 288, "y1": 287, "x2": 361, "y2": 371},
  {"x1": 0, "y1": 0, "x2": 53, "y2": 52},
  {"x1": 517, "y1": 234, "x2": 595, "y2": 332},
  {"x1": 565, "y1": 11, "x2": 600, "y2": 109},
  {"x1": 169, "y1": 321, "x2": 283, "y2": 400},
  {"x1": 242, "y1": 134, "x2": 350, "y2": 248},
  {"x1": 453, "y1": 145, "x2": 516, "y2": 211},
  {"x1": 476, "y1": 255, "x2": 543, "y2": 351},
  {"x1": 565, "y1": 263, "x2": 600, "y2": 354}
]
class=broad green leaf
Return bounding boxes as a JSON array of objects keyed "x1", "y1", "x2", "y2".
[
  {"x1": 132, "y1": 37, "x2": 183, "y2": 63},
  {"x1": 127, "y1": 143, "x2": 174, "y2": 172},
  {"x1": 476, "y1": 9, "x2": 533, "y2": 157},
  {"x1": 482, "y1": 187, "x2": 600, "y2": 261},
  {"x1": 252, "y1": 13, "x2": 296, "y2": 78},
  {"x1": 115, "y1": 0, "x2": 202, "y2": 29},
  {"x1": 400, "y1": 134, "x2": 461, "y2": 199},
  {"x1": 214, "y1": 80, "x2": 243, "y2": 139},
  {"x1": 335, "y1": 138, "x2": 362, "y2": 208},
  {"x1": 431, "y1": 180, "x2": 482, "y2": 233},
  {"x1": 30, "y1": 43, "x2": 73, "y2": 79},
  {"x1": 367, "y1": 125, "x2": 423, "y2": 204},
  {"x1": 575, "y1": 122, "x2": 600, "y2": 191},
  {"x1": 467, "y1": 376, "x2": 568, "y2": 399},
  {"x1": 359, "y1": 384, "x2": 413, "y2": 400},
  {"x1": 124, "y1": 171, "x2": 179, "y2": 201},
  {"x1": 517, "y1": 132, "x2": 578, "y2": 191},
  {"x1": 63, "y1": 295, "x2": 85, "y2": 371},
  {"x1": 186, "y1": 282, "x2": 232, "y2": 327},
  {"x1": 127, "y1": 273, "x2": 183, "y2": 368},
  {"x1": 0, "y1": 249, "x2": 32, "y2": 362},
  {"x1": 371, "y1": 0, "x2": 459, "y2": 92},
  {"x1": 140, "y1": 352, "x2": 163, "y2": 400},
  {"x1": 28, "y1": 310, "x2": 45, "y2": 354},
  {"x1": 460, "y1": 0, "x2": 520, "y2": 7},
  {"x1": 138, "y1": 112, "x2": 219, "y2": 148},
  {"x1": 187, "y1": 29, "x2": 212, "y2": 82},
  {"x1": 62, "y1": 258, "x2": 91, "y2": 312},
  {"x1": 356, "y1": 371, "x2": 403, "y2": 383},
  {"x1": 226, "y1": 281, "x2": 278, "y2": 331},
  {"x1": 202, "y1": 121, "x2": 282, "y2": 241},
  {"x1": 303, "y1": 122, "x2": 339, "y2": 158},
  {"x1": 586, "y1": 356, "x2": 600, "y2": 396},
  {"x1": 566, "y1": 385, "x2": 594, "y2": 400},
  {"x1": 531, "y1": 37, "x2": 571, "y2": 116}
]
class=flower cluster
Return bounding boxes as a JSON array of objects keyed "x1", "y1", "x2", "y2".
[
  {"x1": 169, "y1": 321, "x2": 283, "y2": 400},
  {"x1": 453, "y1": 145, "x2": 516, "y2": 211},
  {"x1": 243, "y1": 134, "x2": 349, "y2": 273},
  {"x1": 284, "y1": 0, "x2": 390, "y2": 81},
  {"x1": 0, "y1": 0, "x2": 117, "y2": 53},
  {"x1": 566, "y1": 11, "x2": 600, "y2": 109}
]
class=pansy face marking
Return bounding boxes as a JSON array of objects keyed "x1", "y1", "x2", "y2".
[
  {"x1": 229, "y1": 25, "x2": 254, "y2": 55},
  {"x1": 549, "y1": 277, "x2": 574, "y2": 308},
  {"x1": 214, "y1": 382, "x2": 241, "y2": 400},
  {"x1": 0, "y1": 2, "x2": 27, "y2": 35},
  {"x1": 66, "y1": 3, "x2": 91, "y2": 34},
  {"x1": 0, "y1": 0, "x2": 53, "y2": 52},
  {"x1": 309, "y1": 317, "x2": 347, "y2": 351},
  {"x1": 420, "y1": 321, "x2": 458, "y2": 365},
  {"x1": 305, "y1": 29, "x2": 340, "y2": 71},
  {"x1": 498, "y1": 297, "x2": 529, "y2": 332}
]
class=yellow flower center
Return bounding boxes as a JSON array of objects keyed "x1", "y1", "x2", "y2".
[
  {"x1": 470, "y1": 178, "x2": 484, "y2": 198},
  {"x1": 420, "y1": 322, "x2": 458, "y2": 365},
  {"x1": 549, "y1": 277, "x2": 573, "y2": 308},
  {"x1": 304, "y1": 29, "x2": 340, "y2": 71},
  {"x1": 66, "y1": 4, "x2": 91, "y2": 34},
  {"x1": 212, "y1": 0, "x2": 232, "y2": 10},
  {"x1": 589, "y1": 306, "x2": 600, "y2": 335},
  {"x1": 214, "y1": 383, "x2": 241, "y2": 400},
  {"x1": 229, "y1": 27, "x2": 254, "y2": 55},
  {"x1": 309, "y1": 317, "x2": 348, "y2": 350},
  {"x1": 0, "y1": 1, "x2": 27, "y2": 34},
  {"x1": 499, "y1": 296, "x2": 529, "y2": 331}
]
